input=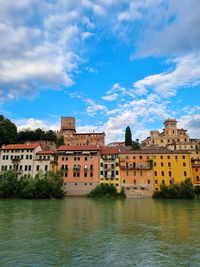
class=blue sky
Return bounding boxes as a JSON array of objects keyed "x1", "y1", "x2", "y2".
[{"x1": 0, "y1": 0, "x2": 200, "y2": 143}]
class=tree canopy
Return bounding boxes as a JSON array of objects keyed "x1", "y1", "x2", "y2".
[
  {"x1": 0, "y1": 115, "x2": 18, "y2": 146},
  {"x1": 125, "y1": 126, "x2": 132, "y2": 146}
]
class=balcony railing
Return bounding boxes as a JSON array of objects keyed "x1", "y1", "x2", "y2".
[
  {"x1": 12, "y1": 158, "x2": 21, "y2": 163},
  {"x1": 120, "y1": 164, "x2": 152, "y2": 170}
]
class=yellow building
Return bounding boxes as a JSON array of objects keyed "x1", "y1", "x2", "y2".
[
  {"x1": 118, "y1": 149, "x2": 193, "y2": 196},
  {"x1": 152, "y1": 150, "x2": 192, "y2": 191}
]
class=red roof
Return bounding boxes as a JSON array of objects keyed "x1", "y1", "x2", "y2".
[
  {"x1": 100, "y1": 147, "x2": 121, "y2": 155},
  {"x1": 36, "y1": 150, "x2": 54, "y2": 155},
  {"x1": 57, "y1": 145, "x2": 100, "y2": 151},
  {"x1": 1, "y1": 143, "x2": 41, "y2": 150}
]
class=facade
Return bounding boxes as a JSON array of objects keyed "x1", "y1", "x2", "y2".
[
  {"x1": 57, "y1": 145, "x2": 100, "y2": 196},
  {"x1": 34, "y1": 150, "x2": 55, "y2": 175},
  {"x1": 0, "y1": 144, "x2": 42, "y2": 177},
  {"x1": 151, "y1": 150, "x2": 192, "y2": 191},
  {"x1": 142, "y1": 119, "x2": 193, "y2": 148},
  {"x1": 119, "y1": 151, "x2": 153, "y2": 197},
  {"x1": 191, "y1": 158, "x2": 200, "y2": 188},
  {"x1": 60, "y1": 117, "x2": 105, "y2": 146},
  {"x1": 99, "y1": 147, "x2": 121, "y2": 192}
]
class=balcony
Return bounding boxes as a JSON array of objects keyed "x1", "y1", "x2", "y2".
[
  {"x1": 12, "y1": 157, "x2": 21, "y2": 163},
  {"x1": 120, "y1": 163, "x2": 152, "y2": 170}
]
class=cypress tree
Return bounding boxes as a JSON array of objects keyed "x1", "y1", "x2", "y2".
[{"x1": 125, "y1": 126, "x2": 132, "y2": 146}]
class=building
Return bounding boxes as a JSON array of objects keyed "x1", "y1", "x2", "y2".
[
  {"x1": 119, "y1": 151, "x2": 153, "y2": 197},
  {"x1": 151, "y1": 150, "x2": 192, "y2": 191},
  {"x1": 99, "y1": 147, "x2": 121, "y2": 192},
  {"x1": 141, "y1": 119, "x2": 193, "y2": 148},
  {"x1": 191, "y1": 158, "x2": 200, "y2": 188},
  {"x1": 0, "y1": 144, "x2": 42, "y2": 177},
  {"x1": 57, "y1": 145, "x2": 100, "y2": 196},
  {"x1": 60, "y1": 117, "x2": 105, "y2": 146},
  {"x1": 34, "y1": 150, "x2": 55, "y2": 175}
]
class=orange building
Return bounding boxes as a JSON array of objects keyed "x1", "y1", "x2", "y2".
[
  {"x1": 119, "y1": 151, "x2": 153, "y2": 197},
  {"x1": 191, "y1": 158, "x2": 200, "y2": 188},
  {"x1": 57, "y1": 145, "x2": 100, "y2": 196}
]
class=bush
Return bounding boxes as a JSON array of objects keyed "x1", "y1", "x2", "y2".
[
  {"x1": 153, "y1": 178, "x2": 195, "y2": 199},
  {"x1": 87, "y1": 184, "x2": 126, "y2": 198},
  {"x1": 0, "y1": 170, "x2": 65, "y2": 199}
]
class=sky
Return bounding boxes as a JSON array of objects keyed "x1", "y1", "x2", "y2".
[{"x1": 0, "y1": 0, "x2": 200, "y2": 144}]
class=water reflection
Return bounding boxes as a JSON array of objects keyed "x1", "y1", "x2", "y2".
[{"x1": 0, "y1": 199, "x2": 199, "y2": 267}]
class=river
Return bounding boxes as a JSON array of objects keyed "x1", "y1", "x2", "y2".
[{"x1": 0, "y1": 198, "x2": 199, "y2": 267}]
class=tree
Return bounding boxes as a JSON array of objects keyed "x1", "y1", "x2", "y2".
[
  {"x1": 0, "y1": 115, "x2": 17, "y2": 146},
  {"x1": 125, "y1": 126, "x2": 132, "y2": 146},
  {"x1": 0, "y1": 170, "x2": 18, "y2": 198},
  {"x1": 56, "y1": 136, "x2": 65, "y2": 148}
]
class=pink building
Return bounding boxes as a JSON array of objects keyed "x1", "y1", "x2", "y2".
[{"x1": 57, "y1": 145, "x2": 100, "y2": 196}]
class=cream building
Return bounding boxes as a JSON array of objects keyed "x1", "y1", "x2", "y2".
[
  {"x1": 0, "y1": 144, "x2": 55, "y2": 177},
  {"x1": 99, "y1": 147, "x2": 121, "y2": 192},
  {"x1": 141, "y1": 119, "x2": 199, "y2": 149}
]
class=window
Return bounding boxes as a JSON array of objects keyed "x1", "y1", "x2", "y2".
[
  {"x1": 62, "y1": 157, "x2": 64, "y2": 161},
  {"x1": 75, "y1": 183, "x2": 77, "y2": 185},
  {"x1": 21, "y1": 155, "x2": 24, "y2": 160},
  {"x1": 73, "y1": 173, "x2": 76, "y2": 177},
  {"x1": 45, "y1": 165, "x2": 48, "y2": 171},
  {"x1": 154, "y1": 162, "x2": 157, "y2": 166},
  {"x1": 26, "y1": 155, "x2": 29, "y2": 160},
  {"x1": 84, "y1": 183, "x2": 87, "y2": 186},
  {"x1": 154, "y1": 171, "x2": 157, "y2": 176},
  {"x1": 28, "y1": 165, "x2": 31, "y2": 171},
  {"x1": 116, "y1": 170, "x2": 119, "y2": 175},
  {"x1": 100, "y1": 162, "x2": 103, "y2": 167},
  {"x1": 123, "y1": 179, "x2": 126, "y2": 184},
  {"x1": 115, "y1": 162, "x2": 119, "y2": 167},
  {"x1": 25, "y1": 165, "x2": 28, "y2": 171},
  {"x1": 65, "y1": 172, "x2": 68, "y2": 177},
  {"x1": 134, "y1": 170, "x2": 136, "y2": 176},
  {"x1": 3, "y1": 155, "x2": 5, "y2": 160},
  {"x1": 182, "y1": 155, "x2": 185, "y2": 159},
  {"x1": 36, "y1": 165, "x2": 39, "y2": 171},
  {"x1": 77, "y1": 172, "x2": 80, "y2": 177},
  {"x1": 167, "y1": 156, "x2": 170, "y2": 159},
  {"x1": 77, "y1": 157, "x2": 80, "y2": 161},
  {"x1": 161, "y1": 171, "x2": 164, "y2": 176},
  {"x1": 84, "y1": 172, "x2": 87, "y2": 177},
  {"x1": 90, "y1": 173, "x2": 93, "y2": 177},
  {"x1": 196, "y1": 176, "x2": 199, "y2": 181},
  {"x1": 74, "y1": 157, "x2": 76, "y2": 161},
  {"x1": 85, "y1": 157, "x2": 87, "y2": 161},
  {"x1": 139, "y1": 156, "x2": 142, "y2": 159},
  {"x1": 175, "y1": 155, "x2": 178, "y2": 160},
  {"x1": 169, "y1": 171, "x2": 172, "y2": 177},
  {"x1": 30, "y1": 155, "x2": 32, "y2": 160},
  {"x1": 183, "y1": 162, "x2": 186, "y2": 167},
  {"x1": 162, "y1": 180, "x2": 165, "y2": 184},
  {"x1": 155, "y1": 180, "x2": 158, "y2": 184},
  {"x1": 161, "y1": 162, "x2": 164, "y2": 167},
  {"x1": 184, "y1": 171, "x2": 187, "y2": 177},
  {"x1": 90, "y1": 165, "x2": 93, "y2": 170},
  {"x1": 140, "y1": 170, "x2": 142, "y2": 176},
  {"x1": 168, "y1": 162, "x2": 171, "y2": 167},
  {"x1": 134, "y1": 179, "x2": 136, "y2": 184},
  {"x1": 160, "y1": 155, "x2": 163, "y2": 159},
  {"x1": 148, "y1": 179, "x2": 151, "y2": 184},
  {"x1": 6, "y1": 155, "x2": 9, "y2": 160}
]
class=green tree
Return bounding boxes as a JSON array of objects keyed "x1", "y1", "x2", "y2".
[
  {"x1": 0, "y1": 115, "x2": 17, "y2": 146},
  {"x1": 56, "y1": 136, "x2": 65, "y2": 148},
  {"x1": 0, "y1": 170, "x2": 18, "y2": 198},
  {"x1": 180, "y1": 178, "x2": 195, "y2": 199},
  {"x1": 125, "y1": 126, "x2": 132, "y2": 146}
]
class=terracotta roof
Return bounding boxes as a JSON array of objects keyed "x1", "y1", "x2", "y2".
[
  {"x1": 119, "y1": 149, "x2": 191, "y2": 155},
  {"x1": 1, "y1": 143, "x2": 41, "y2": 150},
  {"x1": 100, "y1": 147, "x2": 121, "y2": 155},
  {"x1": 74, "y1": 132, "x2": 105, "y2": 136},
  {"x1": 57, "y1": 145, "x2": 100, "y2": 151},
  {"x1": 36, "y1": 150, "x2": 54, "y2": 155}
]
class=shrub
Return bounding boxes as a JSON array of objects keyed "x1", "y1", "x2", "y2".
[{"x1": 88, "y1": 184, "x2": 125, "y2": 198}]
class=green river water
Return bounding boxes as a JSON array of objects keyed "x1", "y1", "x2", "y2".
[{"x1": 0, "y1": 198, "x2": 199, "y2": 267}]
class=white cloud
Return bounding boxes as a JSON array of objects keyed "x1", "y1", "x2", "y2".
[
  {"x1": 133, "y1": 53, "x2": 200, "y2": 97},
  {"x1": 16, "y1": 118, "x2": 59, "y2": 131}
]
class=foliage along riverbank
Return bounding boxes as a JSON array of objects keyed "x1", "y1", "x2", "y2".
[
  {"x1": 153, "y1": 178, "x2": 200, "y2": 199},
  {"x1": 87, "y1": 184, "x2": 126, "y2": 198},
  {"x1": 0, "y1": 170, "x2": 65, "y2": 199}
]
